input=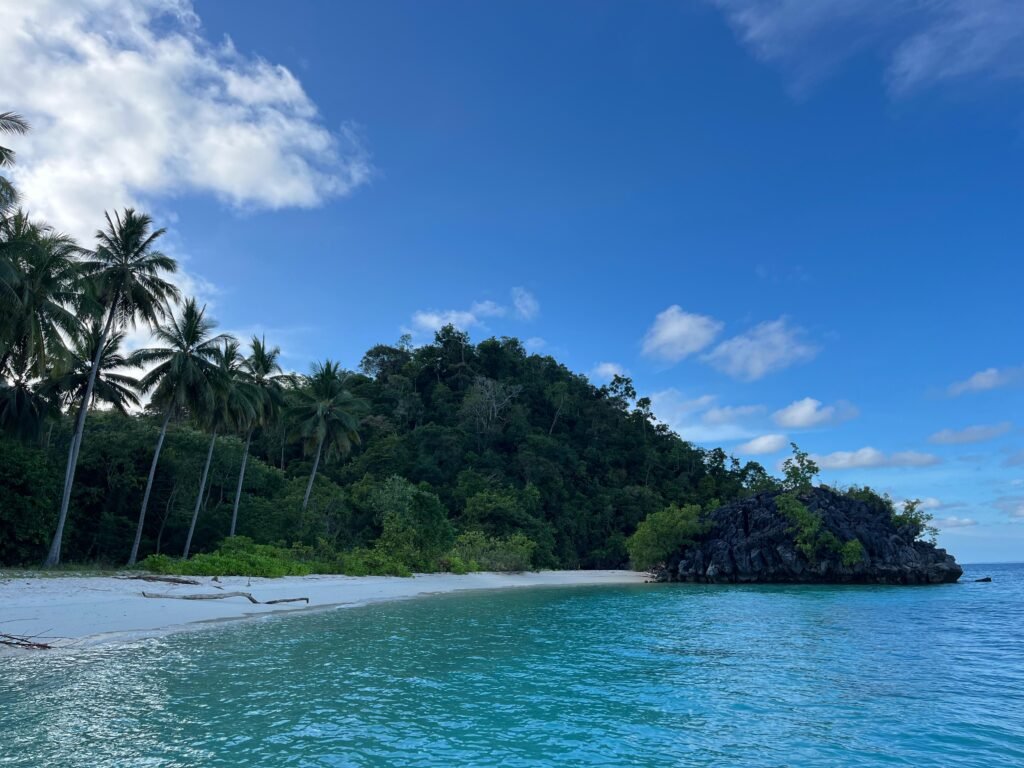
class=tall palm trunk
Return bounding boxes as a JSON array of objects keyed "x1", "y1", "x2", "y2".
[
  {"x1": 183, "y1": 429, "x2": 217, "y2": 558},
  {"x1": 128, "y1": 407, "x2": 174, "y2": 566},
  {"x1": 302, "y1": 434, "x2": 324, "y2": 512},
  {"x1": 229, "y1": 427, "x2": 253, "y2": 537},
  {"x1": 45, "y1": 306, "x2": 117, "y2": 566}
]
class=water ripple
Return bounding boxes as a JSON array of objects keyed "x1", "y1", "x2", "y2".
[{"x1": 2, "y1": 563, "x2": 1023, "y2": 767}]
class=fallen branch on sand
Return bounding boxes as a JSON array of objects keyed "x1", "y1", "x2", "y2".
[
  {"x1": 123, "y1": 575, "x2": 202, "y2": 586},
  {"x1": 141, "y1": 591, "x2": 309, "y2": 605},
  {"x1": 0, "y1": 632, "x2": 53, "y2": 650}
]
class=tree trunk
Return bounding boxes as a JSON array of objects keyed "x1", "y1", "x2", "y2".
[
  {"x1": 45, "y1": 306, "x2": 117, "y2": 567},
  {"x1": 302, "y1": 435, "x2": 324, "y2": 512},
  {"x1": 128, "y1": 407, "x2": 174, "y2": 566},
  {"x1": 229, "y1": 428, "x2": 253, "y2": 537},
  {"x1": 183, "y1": 428, "x2": 217, "y2": 559}
]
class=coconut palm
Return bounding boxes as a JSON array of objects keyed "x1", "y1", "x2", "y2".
[
  {"x1": 43, "y1": 321, "x2": 142, "y2": 416},
  {"x1": 46, "y1": 208, "x2": 179, "y2": 566},
  {"x1": 182, "y1": 337, "x2": 255, "y2": 558},
  {"x1": 127, "y1": 298, "x2": 222, "y2": 565},
  {"x1": 288, "y1": 360, "x2": 368, "y2": 512},
  {"x1": 0, "y1": 348, "x2": 54, "y2": 442},
  {"x1": 229, "y1": 335, "x2": 288, "y2": 536},
  {"x1": 0, "y1": 111, "x2": 29, "y2": 214},
  {"x1": 0, "y1": 212, "x2": 82, "y2": 380}
]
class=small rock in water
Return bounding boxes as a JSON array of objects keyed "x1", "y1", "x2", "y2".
[{"x1": 975, "y1": 576, "x2": 992, "y2": 583}]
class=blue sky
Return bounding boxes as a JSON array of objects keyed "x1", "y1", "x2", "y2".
[{"x1": 2, "y1": 0, "x2": 1022, "y2": 561}]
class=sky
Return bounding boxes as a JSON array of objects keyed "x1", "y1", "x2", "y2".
[{"x1": 1, "y1": 0, "x2": 1022, "y2": 562}]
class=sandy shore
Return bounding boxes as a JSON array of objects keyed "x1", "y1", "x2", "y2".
[{"x1": 0, "y1": 570, "x2": 646, "y2": 651}]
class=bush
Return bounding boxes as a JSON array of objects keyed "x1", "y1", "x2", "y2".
[
  {"x1": 891, "y1": 499, "x2": 938, "y2": 544},
  {"x1": 840, "y1": 538, "x2": 865, "y2": 566},
  {"x1": 451, "y1": 530, "x2": 537, "y2": 572},
  {"x1": 370, "y1": 476, "x2": 454, "y2": 570},
  {"x1": 625, "y1": 503, "x2": 706, "y2": 570},
  {"x1": 137, "y1": 536, "x2": 413, "y2": 578},
  {"x1": 776, "y1": 493, "x2": 841, "y2": 564}
]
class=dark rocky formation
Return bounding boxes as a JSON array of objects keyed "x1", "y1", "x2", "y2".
[{"x1": 657, "y1": 488, "x2": 961, "y2": 585}]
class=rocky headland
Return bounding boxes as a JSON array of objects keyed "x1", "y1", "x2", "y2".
[{"x1": 656, "y1": 487, "x2": 962, "y2": 585}]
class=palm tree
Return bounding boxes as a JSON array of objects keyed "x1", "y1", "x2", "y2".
[
  {"x1": 43, "y1": 321, "x2": 142, "y2": 415},
  {"x1": 288, "y1": 360, "x2": 368, "y2": 512},
  {"x1": 229, "y1": 335, "x2": 288, "y2": 537},
  {"x1": 182, "y1": 338, "x2": 255, "y2": 558},
  {"x1": 128, "y1": 298, "x2": 222, "y2": 565},
  {"x1": 0, "y1": 212, "x2": 82, "y2": 380},
  {"x1": 46, "y1": 208, "x2": 179, "y2": 566},
  {"x1": 0, "y1": 111, "x2": 29, "y2": 214},
  {"x1": 0, "y1": 348, "x2": 54, "y2": 442}
]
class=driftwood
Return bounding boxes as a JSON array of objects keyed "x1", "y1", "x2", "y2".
[
  {"x1": 125, "y1": 575, "x2": 201, "y2": 586},
  {"x1": 141, "y1": 591, "x2": 308, "y2": 605},
  {"x1": 0, "y1": 633, "x2": 53, "y2": 650}
]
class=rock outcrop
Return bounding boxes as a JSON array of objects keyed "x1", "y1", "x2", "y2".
[{"x1": 658, "y1": 488, "x2": 961, "y2": 585}]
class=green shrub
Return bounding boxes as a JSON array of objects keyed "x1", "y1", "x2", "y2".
[
  {"x1": 625, "y1": 503, "x2": 706, "y2": 570},
  {"x1": 451, "y1": 530, "x2": 537, "y2": 572},
  {"x1": 840, "y1": 538, "x2": 865, "y2": 566},
  {"x1": 891, "y1": 499, "x2": 938, "y2": 544},
  {"x1": 775, "y1": 493, "x2": 842, "y2": 564}
]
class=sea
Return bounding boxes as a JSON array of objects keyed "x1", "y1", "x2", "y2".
[{"x1": 2, "y1": 562, "x2": 1022, "y2": 767}]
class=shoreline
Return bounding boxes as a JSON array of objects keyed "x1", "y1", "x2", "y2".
[{"x1": 0, "y1": 570, "x2": 647, "y2": 652}]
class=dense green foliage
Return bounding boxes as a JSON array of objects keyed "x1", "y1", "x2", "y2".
[
  {"x1": 1, "y1": 112, "x2": 927, "y2": 576},
  {"x1": 625, "y1": 503, "x2": 708, "y2": 570}
]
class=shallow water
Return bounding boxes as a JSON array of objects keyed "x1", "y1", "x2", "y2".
[{"x1": 2, "y1": 563, "x2": 1022, "y2": 767}]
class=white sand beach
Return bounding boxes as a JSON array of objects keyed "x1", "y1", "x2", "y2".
[{"x1": 0, "y1": 570, "x2": 646, "y2": 651}]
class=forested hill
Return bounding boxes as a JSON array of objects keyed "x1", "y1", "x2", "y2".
[{"x1": 1, "y1": 325, "x2": 776, "y2": 568}]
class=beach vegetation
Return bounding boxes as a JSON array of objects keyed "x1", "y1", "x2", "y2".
[{"x1": 625, "y1": 503, "x2": 706, "y2": 570}]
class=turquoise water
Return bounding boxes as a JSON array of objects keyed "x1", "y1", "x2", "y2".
[{"x1": 2, "y1": 564, "x2": 1023, "y2": 767}]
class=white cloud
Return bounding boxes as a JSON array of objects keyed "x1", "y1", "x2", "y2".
[
  {"x1": 812, "y1": 447, "x2": 942, "y2": 469},
  {"x1": 772, "y1": 397, "x2": 857, "y2": 428},
  {"x1": 948, "y1": 366, "x2": 1023, "y2": 395},
  {"x1": 710, "y1": 0, "x2": 1024, "y2": 95},
  {"x1": 703, "y1": 318, "x2": 817, "y2": 381},
  {"x1": 591, "y1": 362, "x2": 626, "y2": 382},
  {"x1": 408, "y1": 298, "x2": 507, "y2": 335},
  {"x1": 703, "y1": 404, "x2": 764, "y2": 425},
  {"x1": 524, "y1": 337, "x2": 546, "y2": 352},
  {"x1": 511, "y1": 287, "x2": 539, "y2": 321},
  {"x1": 929, "y1": 422, "x2": 1013, "y2": 445},
  {"x1": 934, "y1": 516, "x2": 978, "y2": 529},
  {"x1": 737, "y1": 434, "x2": 788, "y2": 455},
  {"x1": 641, "y1": 306, "x2": 723, "y2": 363},
  {"x1": 649, "y1": 389, "x2": 756, "y2": 442},
  {"x1": 891, "y1": 497, "x2": 962, "y2": 512},
  {"x1": 0, "y1": 0, "x2": 371, "y2": 240}
]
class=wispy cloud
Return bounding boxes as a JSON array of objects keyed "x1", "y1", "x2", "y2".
[
  {"x1": 772, "y1": 397, "x2": 858, "y2": 428},
  {"x1": 929, "y1": 422, "x2": 1013, "y2": 445},
  {"x1": 934, "y1": 516, "x2": 978, "y2": 529},
  {"x1": 410, "y1": 300, "x2": 505, "y2": 335},
  {"x1": 0, "y1": 0, "x2": 371, "y2": 240},
  {"x1": 702, "y1": 318, "x2": 817, "y2": 381},
  {"x1": 710, "y1": 0, "x2": 1024, "y2": 95},
  {"x1": 641, "y1": 305, "x2": 723, "y2": 363},
  {"x1": 948, "y1": 366, "x2": 1024, "y2": 396},
  {"x1": 812, "y1": 447, "x2": 942, "y2": 469},
  {"x1": 511, "y1": 287, "x2": 540, "y2": 320},
  {"x1": 736, "y1": 433, "x2": 788, "y2": 455},
  {"x1": 994, "y1": 496, "x2": 1024, "y2": 519},
  {"x1": 650, "y1": 389, "x2": 760, "y2": 442},
  {"x1": 591, "y1": 362, "x2": 627, "y2": 382}
]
